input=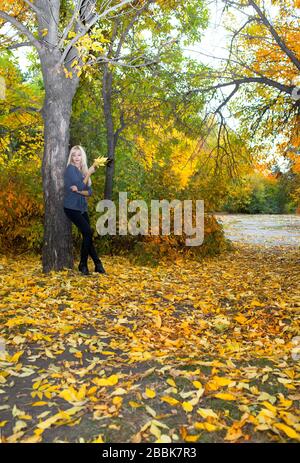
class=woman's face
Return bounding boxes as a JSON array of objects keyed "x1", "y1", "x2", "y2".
[{"x1": 71, "y1": 150, "x2": 82, "y2": 168}]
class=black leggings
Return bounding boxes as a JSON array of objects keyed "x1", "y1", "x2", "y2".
[{"x1": 64, "y1": 207, "x2": 102, "y2": 266}]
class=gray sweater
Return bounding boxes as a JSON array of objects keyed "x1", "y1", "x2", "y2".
[{"x1": 63, "y1": 164, "x2": 92, "y2": 212}]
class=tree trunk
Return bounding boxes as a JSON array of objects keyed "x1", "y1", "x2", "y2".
[
  {"x1": 102, "y1": 65, "x2": 115, "y2": 201},
  {"x1": 40, "y1": 56, "x2": 79, "y2": 273}
]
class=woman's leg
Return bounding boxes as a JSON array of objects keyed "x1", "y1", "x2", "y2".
[
  {"x1": 81, "y1": 211, "x2": 104, "y2": 267},
  {"x1": 64, "y1": 208, "x2": 93, "y2": 267}
]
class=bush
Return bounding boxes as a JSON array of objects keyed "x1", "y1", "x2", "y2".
[
  {"x1": 90, "y1": 205, "x2": 230, "y2": 267},
  {"x1": 0, "y1": 161, "x2": 44, "y2": 252}
]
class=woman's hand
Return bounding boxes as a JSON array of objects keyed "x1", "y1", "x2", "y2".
[
  {"x1": 70, "y1": 185, "x2": 78, "y2": 192},
  {"x1": 87, "y1": 165, "x2": 96, "y2": 175}
]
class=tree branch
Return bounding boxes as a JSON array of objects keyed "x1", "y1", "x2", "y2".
[
  {"x1": 22, "y1": 0, "x2": 42, "y2": 16},
  {"x1": 6, "y1": 41, "x2": 32, "y2": 50},
  {"x1": 59, "y1": 0, "x2": 139, "y2": 65},
  {"x1": 0, "y1": 10, "x2": 42, "y2": 50},
  {"x1": 191, "y1": 76, "x2": 293, "y2": 97}
]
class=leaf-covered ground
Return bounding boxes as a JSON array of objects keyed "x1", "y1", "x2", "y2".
[{"x1": 0, "y1": 243, "x2": 299, "y2": 443}]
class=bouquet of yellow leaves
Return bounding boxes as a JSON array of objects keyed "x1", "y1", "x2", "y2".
[{"x1": 93, "y1": 156, "x2": 108, "y2": 168}]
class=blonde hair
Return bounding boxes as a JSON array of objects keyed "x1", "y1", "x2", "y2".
[{"x1": 67, "y1": 145, "x2": 92, "y2": 186}]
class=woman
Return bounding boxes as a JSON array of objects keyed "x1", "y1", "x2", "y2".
[{"x1": 63, "y1": 145, "x2": 106, "y2": 275}]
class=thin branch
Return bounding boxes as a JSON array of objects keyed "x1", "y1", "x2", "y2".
[
  {"x1": 6, "y1": 41, "x2": 32, "y2": 50},
  {"x1": 22, "y1": 0, "x2": 42, "y2": 16},
  {"x1": 191, "y1": 76, "x2": 293, "y2": 97},
  {"x1": 0, "y1": 10, "x2": 42, "y2": 50},
  {"x1": 58, "y1": 1, "x2": 81, "y2": 49}
]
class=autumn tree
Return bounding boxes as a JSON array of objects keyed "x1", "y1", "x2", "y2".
[
  {"x1": 0, "y1": 55, "x2": 43, "y2": 162},
  {"x1": 191, "y1": 0, "x2": 300, "y2": 166}
]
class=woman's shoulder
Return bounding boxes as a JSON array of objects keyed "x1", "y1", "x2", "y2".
[
  {"x1": 65, "y1": 164, "x2": 79, "y2": 175},
  {"x1": 66, "y1": 163, "x2": 76, "y2": 170}
]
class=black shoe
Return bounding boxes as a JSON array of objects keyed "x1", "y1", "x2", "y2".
[
  {"x1": 94, "y1": 262, "x2": 106, "y2": 274},
  {"x1": 78, "y1": 263, "x2": 89, "y2": 275}
]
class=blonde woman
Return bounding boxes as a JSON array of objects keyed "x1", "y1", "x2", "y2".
[{"x1": 63, "y1": 145, "x2": 105, "y2": 275}]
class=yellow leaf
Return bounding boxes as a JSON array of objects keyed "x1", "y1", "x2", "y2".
[
  {"x1": 32, "y1": 401, "x2": 48, "y2": 406},
  {"x1": 145, "y1": 388, "x2": 156, "y2": 399},
  {"x1": 261, "y1": 402, "x2": 277, "y2": 414},
  {"x1": 167, "y1": 378, "x2": 177, "y2": 388},
  {"x1": 235, "y1": 314, "x2": 248, "y2": 324},
  {"x1": 45, "y1": 349, "x2": 55, "y2": 359},
  {"x1": 13, "y1": 420, "x2": 27, "y2": 433},
  {"x1": 77, "y1": 384, "x2": 86, "y2": 400},
  {"x1": 94, "y1": 374, "x2": 119, "y2": 387},
  {"x1": 87, "y1": 386, "x2": 97, "y2": 396},
  {"x1": 206, "y1": 376, "x2": 233, "y2": 391},
  {"x1": 155, "y1": 314, "x2": 162, "y2": 328},
  {"x1": 111, "y1": 387, "x2": 127, "y2": 396},
  {"x1": 250, "y1": 299, "x2": 264, "y2": 307},
  {"x1": 112, "y1": 396, "x2": 123, "y2": 406},
  {"x1": 185, "y1": 434, "x2": 200, "y2": 442},
  {"x1": 161, "y1": 396, "x2": 180, "y2": 406},
  {"x1": 225, "y1": 424, "x2": 243, "y2": 442},
  {"x1": 20, "y1": 434, "x2": 42, "y2": 443},
  {"x1": 129, "y1": 401, "x2": 142, "y2": 408},
  {"x1": 10, "y1": 351, "x2": 23, "y2": 363},
  {"x1": 194, "y1": 422, "x2": 218, "y2": 432},
  {"x1": 60, "y1": 388, "x2": 77, "y2": 403},
  {"x1": 192, "y1": 380, "x2": 202, "y2": 389},
  {"x1": 145, "y1": 405, "x2": 156, "y2": 417},
  {"x1": 274, "y1": 423, "x2": 300, "y2": 440},
  {"x1": 182, "y1": 401, "x2": 193, "y2": 413},
  {"x1": 92, "y1": 434, "x2": 104, "y2": 443},
  {"x1": 157, "y1": 434, "x2": 172, "y2": 443},
  {"x1": 93, "y1": 156, "x2": 108, "y2": 168},
  {"x1": 214, "y1": 393, "x2": 236, "y2": 401},
  {"x1": 150, "y1": 423, "x2": 161, "y2": 439},
  {"x1": 197, "y1": 408, "x2": 219, "y2": 419}
]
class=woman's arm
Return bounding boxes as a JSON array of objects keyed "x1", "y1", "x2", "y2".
[
  {"x1": 71, "y1": 185, "x2": 92, "y2": 196},
  {"x1": 77, "y1": 189, "x2": 91, "y2": 197},
  {"x1": 82, "y1": 165, "x2": 96, "y2": 185},
  {"x1": 66, "y1": 166, "x2": 92, "y2": 196}
]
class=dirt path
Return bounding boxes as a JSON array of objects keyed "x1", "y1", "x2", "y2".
[{"x1": 216, "y1": 213, "x2": 300, "y2": 247}]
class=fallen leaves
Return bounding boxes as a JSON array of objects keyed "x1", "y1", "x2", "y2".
[
  {"x1": 93, "y1": 374, "x2": 119, "y2": 387},
  {"x1": 36, "y1": 406, "x2": 83, "y2": 430},
  {"x1": 0, "y1": 244, "x2": 299, "y2": 443}
]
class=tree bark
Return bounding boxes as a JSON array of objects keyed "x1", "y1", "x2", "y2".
[{"x1": 40, "y1": 55, "x2": 79, "y2": 273}]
